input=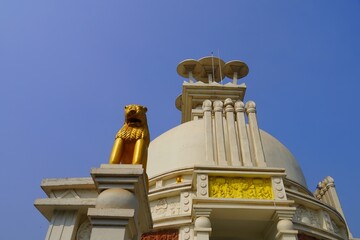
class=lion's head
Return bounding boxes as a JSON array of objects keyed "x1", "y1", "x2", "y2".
[{"x1": 124, "y1": 104, "x2": 148, "y2": 128}]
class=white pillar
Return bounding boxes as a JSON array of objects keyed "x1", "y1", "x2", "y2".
[
  {"x1": 202, "y1": 100, "x2": 215, "y2": 165},
  {"x1": 232, "y1": 71, "x2": 238, "y2": 84},
  {"x1": 224, "y1": 98, "x2": 241, "y2": 166},
  {"x1": 189, "y1": 71, "x2": 194, "y2": 83},
  {"x1": 245, "y1": 101, "x2": 266, "y2": 167},
  {"x1": 45, "y1": 210, "x2": 79, "y2": 240},
  {"x1": 272, "y1": 210, "x2": 298, "y2": 240},
  {"x1": 194, "y1": 216, "x2": 212, "y2": 240},
  {"x1": 275, "y1": 219, "x2": 298, "y2": 240},
  {"x1": 214, "y1": 100, "x2": 227, "y2": 166},
  {"x1": 235, "y1": 100, "x2": 252, "y2": 166}
]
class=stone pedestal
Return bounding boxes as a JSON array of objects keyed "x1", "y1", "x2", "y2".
[
  {"x1": 88, "y1": 164, "x2": 153, "y2": 240},
  {"x1": 88, "y1": 208, "x2": 137, "y2": 240},
  {"x1": 194, "y1": 210, "x2": 212, "y2": 240},
  {"x1": 275, "y1": 215, "x2": 298, "y2": 240}
]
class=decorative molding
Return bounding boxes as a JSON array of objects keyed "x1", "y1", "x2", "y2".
[
  {"x1": 180, "y1": 191, "x2": 193, "y2": 214},
  {"x1": 150, "y1": 197, "x2": 180, "y2": 219},
  {"x1": 53, "y1": 189, "x2": 80, "y2": 199},
  {"x1": 272, "y1": 177, "x2": 287, "y2": 200},
  {"x1": 293, "y1": 205, "x2": 321, "y2": 228},
  {"x1": 180, "y1": 226, "x2": 194, "y2": 240},
  {"x1": 197, "y1": 174, "x2": 209, "y2": 197},
  {"x1": 294, "y1": 204, "x2": 347, "y2": 239},
  {"x1": 208, "y1": 176, "x2": 273, "y2": 200},
  {"x1": 320, "y1": 210, "x2": 334, "y2": 232},
  {"x1": 51, "y1": 189, "x2": 98, "y2": 199},
  {"x1": 314, "y1": 176, "x2": 335, "y2": 200}
]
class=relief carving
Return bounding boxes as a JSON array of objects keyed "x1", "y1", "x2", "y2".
[
  {"x1": 322, "y1": 211, "x2": 334, "y2": 232},
  {"x1": 209, "y1": 177, "x2": 273, "y2": 200},
  {"x1": 150, "y1": 197, "x2": 180, "y2": 218},
  {"x1": 141, "y1": 229, "x2": 178, "y2": 240},
  {"x1": 76, "y1": 220, "x2": 91, "y2": 240},
  {"x1": 294, "y1": 205, "x2": 320, "y2": 228}
]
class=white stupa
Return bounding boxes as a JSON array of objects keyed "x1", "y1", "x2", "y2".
[{"x1": 35, "y1": 57, "x2": 358, "y2": 240}]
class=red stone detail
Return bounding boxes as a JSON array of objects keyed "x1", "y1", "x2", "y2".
[
  {"x1": 298, "y1": 233, "x2": 320, "y2": 240},
  {"x1": 141, "y1": 229, "x2": 179, "y2": 240}
]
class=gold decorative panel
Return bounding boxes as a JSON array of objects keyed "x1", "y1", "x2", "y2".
[{"x1": 208, "y1": 177, "x2": 273, "y2": 200}]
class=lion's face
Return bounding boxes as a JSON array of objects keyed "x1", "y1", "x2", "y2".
[{"x1": 124, "y1": 104, "x2": 148, "y2": 127}]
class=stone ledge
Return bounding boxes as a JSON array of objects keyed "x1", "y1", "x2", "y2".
[{"x1": 34, "y1": 198, "x2": 96, "y2": 221}]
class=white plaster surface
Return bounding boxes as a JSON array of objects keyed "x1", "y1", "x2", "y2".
[{"x1": 147, "y1": 119, "x2": 307, "y2": 187}]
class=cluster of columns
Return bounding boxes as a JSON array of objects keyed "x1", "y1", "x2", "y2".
[
  {"x1": 201, "y1": 98, "x2": 267, "y2": 167},
  {"x1": 314, "y1": 176, "x2": 352, "y2": 238}
]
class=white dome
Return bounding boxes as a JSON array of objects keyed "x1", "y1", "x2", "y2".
[{"x1": 148, "y1": 119, "x2": 307, "y2": 187}]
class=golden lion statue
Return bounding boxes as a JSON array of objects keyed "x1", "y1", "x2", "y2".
[{"x1": 109, "y1": 104, "x2": 150, "y2": 171}]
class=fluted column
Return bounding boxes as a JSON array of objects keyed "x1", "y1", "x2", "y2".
[
  {"x1": 245, "y1": 101, "x2": 266, "y2": 167},
  {"x1": 202, "y1": 100, "x2": 215, "y2": 165},
  {"x1": 224, "y1": 98, "x2": 241, "y2": 166},
  {"x1": 315, "y1": 176, "x2": 346, "y2": 218},
  {"x1": 314, "y1": 176, "x2": 352, "y2": 237},
  {"x1": 213, "y1": 100, "x2": 227, "y2": 166},
  {"x1": 234, "y1": 100, "x2": 252, "y2": 166},
  {"x1": 45, "y1": 210, "x2": 79, "y2": 240}
]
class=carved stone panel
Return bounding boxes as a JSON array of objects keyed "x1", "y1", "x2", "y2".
[
  {"x1": 293, "y1": 205, "x2": 321, "y2": 228},
  {"x1": 208, "y1": 176, "x2": 273, "y2": 199},
  {"x1": 150, "y1": 196, "x2": 181, "y2": 219},
  {"x1": 294, "y1": 205, "x2": 347, "y2": 238}
]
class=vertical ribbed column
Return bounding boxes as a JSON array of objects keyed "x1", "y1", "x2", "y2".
[
  {"x1": 202, "y1": 100, "x2": 215, "y2": 165},
  {"x1": 224, "y1": 99, "x2": 241, "y2": 166},
  {"x1": 315, "y1": 176, "x2": 351, "y2": 236},
  {"x1": 323, "y1": 177, "x2": 346, "y2": 218},
  {"x1": 45, "y1": 210, "x2": 79, "y2": 240},
  {"x1": 245, "y1": 101, "x2": 266, "y2": 167},
  {"x1": 235, "y1": 101, "x2": 252, "y2": 166},
  {"x1": 213, "y1": 100, "x2": 227, "y2": 166}
]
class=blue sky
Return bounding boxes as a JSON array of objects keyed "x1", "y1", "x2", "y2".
[{"x1": 1, "y1": 1, "x2": 359, "y2": 238}]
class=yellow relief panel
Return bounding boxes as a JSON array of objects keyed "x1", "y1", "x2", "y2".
[{"x1": 209, "y1": 177, "x2": 274, "y2": 200}]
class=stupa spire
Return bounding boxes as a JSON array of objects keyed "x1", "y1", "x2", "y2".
[{"x1": 176, "y1": 56, "x2": 249, "y2": 123}]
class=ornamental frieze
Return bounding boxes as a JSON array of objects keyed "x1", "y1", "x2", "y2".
[
  {"x1": 293, "y1": 205, "x2": 321, "y2": 228},
  {"x1": 150, "y1": 197, "x2": 180, "y2": 218},
  {"x1": 208, "y1": 177, "x2": 273, "y2": 200}
]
